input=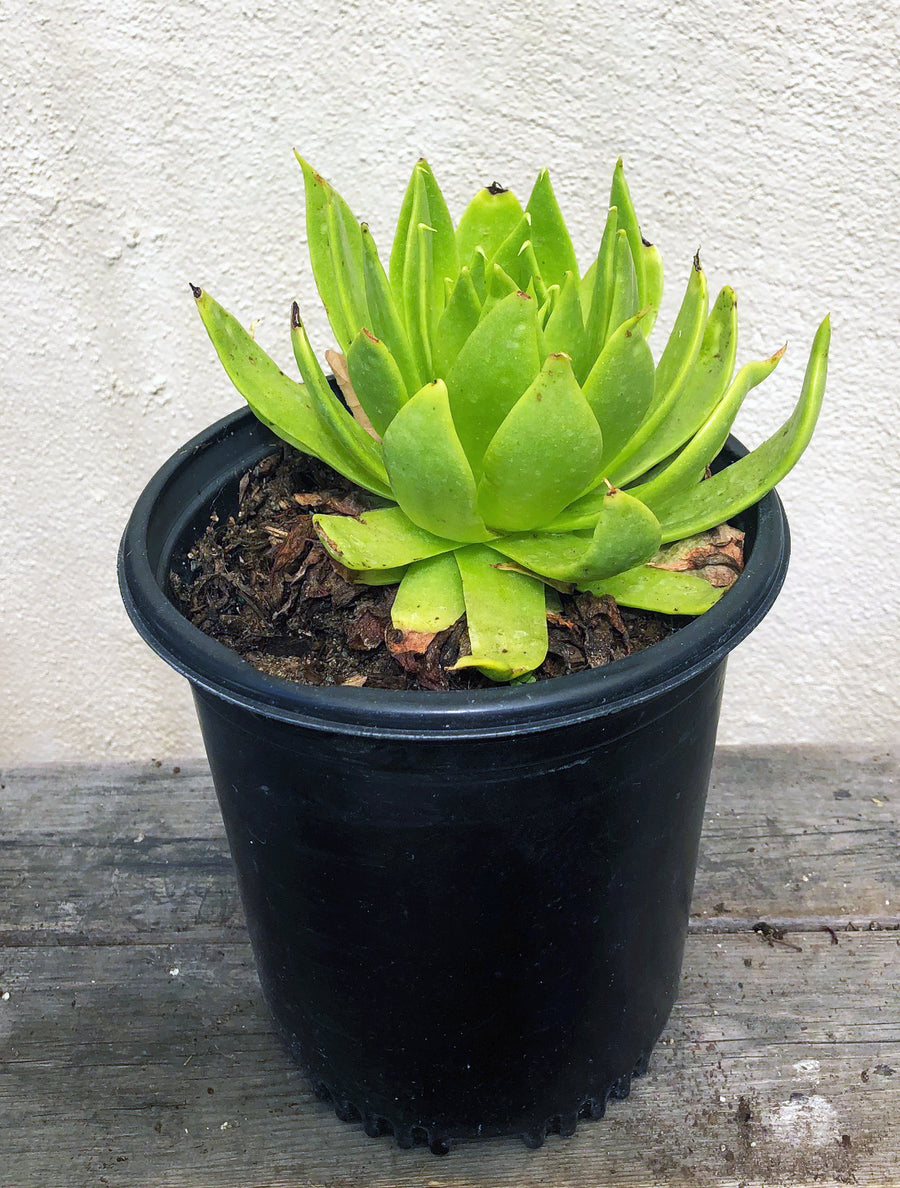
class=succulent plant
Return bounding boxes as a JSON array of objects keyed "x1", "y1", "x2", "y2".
[{"x1": 193, "y1": 155, "x2": 829, "y2": 681}]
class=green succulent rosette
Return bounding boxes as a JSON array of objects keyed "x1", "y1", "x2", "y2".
[{"x1": 193, "y1": 156, "x2": 830, "y2": 681}]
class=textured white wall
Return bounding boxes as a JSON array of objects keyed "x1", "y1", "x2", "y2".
[{"x1": 2, "y1": 0, "x2": 898, "y2": 762}]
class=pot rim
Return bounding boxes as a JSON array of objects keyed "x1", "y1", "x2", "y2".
[{"x1": 118, "y1": 407, "x2": 790, "y2": 741}]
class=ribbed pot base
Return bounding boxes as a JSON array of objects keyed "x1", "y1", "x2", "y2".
[{"x1": 302, "y1": 1049, "x2": 653, "y2": 1155}]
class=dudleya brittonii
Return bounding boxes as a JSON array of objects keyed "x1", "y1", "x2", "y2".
[{"x1": 192, "y1": 155, "x2": 829, "y2": 681}]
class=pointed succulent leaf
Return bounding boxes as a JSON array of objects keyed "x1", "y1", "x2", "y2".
[
  {"x1": 606, "y1": 257, "x2": 709, "y2": 485},
  {"x1": 296, "y1": 155, "x2": 352, "y2": 348},
  {"x1": 481, "y1": 260, "x2": 520, "y2": 317},
  {"x1": 397, "y1": 173, "x2": 437, "y2": 378},
  {"x1": 382, "y1": 379, "x2": 494, "y2": 542},
  {"x1": 656, "y1": 284, "x2": 738, "y2": 445},
  {"x1": 389, "y1": 159, "x2": 419, "y2": 302},
  {"x1": 327, "y1": 191, "x2": 369, "y2": 337},
  {"x1": 313, "y1": 505, "x2": 458, "y2": 571},
  {"x1": 446, "y1": 289, "x2": 542, "y2": 471},
  {"x1": 618, "y1": 284, "x2": 737, "y2": 483},
  {"x1": 390, "y1": 552, "x2": 465, "y2": 634},
  {"x1": 640, "y1": 238, "x2": 664, "y2": 336},
  {"x1": 467, "y1": 247, "x2": 488, "y2": 301},
  {"x1": 490, "y1": 488, "x2": 661, "y2": 584},
  {"x1": 517, "y1": 241, "x2": 549, "y2": 304},
  {"x1": 417, "y1": 159, "x2": 459, "y2": 295},
  {"x1": 194, "y1": 289, "x2": 390, "y2": 496},
  {"x1": 525, "y1": 167, "x2": 579, "y2": 290},
  {"x1": 654, "y1": 315, "x2": 830, "y2": 541},
  {"x1": 415, "y1": 166, "x2": 460, "y2": 355},
  {"x1": 451, "y1": 544, "x2": 548, "y2": 680},
  {"x1": 488, "y1": 211, "x2": 532, "y2": 289},
  {"x1": 537, "y1": 284, "x2": 557, "y2": 327},
  {"x1": 581, "y1": 310, "x2": 655, "y2": 470},
  {"x1": 390, "y1": 160, "x2": 458, "y2": 304},
  {"x1": 346, "y1": 328, "x2": 409, "y2": 437},
  {"x1": 631, "y1": 345, "x2": 785, "y2": 511},
  {"x1": 579, "y1": 257, "x2": 596, "y2": 316},
  {"x1": 390, "y1": 162, "x2": 421, "y2": 299},
  {"x1": 541, "y1": 271, "x2": 588, "y2": 378},
  {"x1": 652, "y1": 254, "x2": 709, "y2": 406},
  {"x1": 584, "y1": 564, "x2": 725, "y2": 614},
  {"x1": 288, "y1": 306, "x2": 391, "y2": 494},
  {"x1": 433, "y1": 267, "x2": 482, "y2": 378},
  {"x1": 295, "y1": 154, "x2": 368, "y2": 351},
  {"x1": 389, "y1": 159, "x2": 417, "y2": 282},
  {"x1": 360, "y1": 223, "x2": 423, "y2": 393},
  {"x1": 456, "y1": 184, "x2": 524, "y2": 267},
  {"x1": 583, "y1": 205, "x2": 619, "y2": 366},
  {"x1": 606, "y1": 228, "x2": 641, "y2": 339},
  {"x1": 477, "y1": 354, "x2": 603, "y2": 532},
  {"x1": 610, "y1": 158, "x2": 649, "y2": 309}
]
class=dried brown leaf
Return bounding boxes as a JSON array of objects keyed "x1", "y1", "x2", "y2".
[
  {"x1": 325, "y1": 349, "x2": 381, "y2": 441},
  {"x1": 648, "y1": 523, "x2": 745, "y2": 589},
  {"x1": 346, "y1": 606, "x2": 390, "y2": 651},
  {"x1": 386, "y1": 627, "x2": 437, "y2": 658},
  {"x1": 271, "y1": 519, "x2": 314, "y2": 575},
  {"x1": 294, "y1": 490, "x2": 369, "y2": 517}
]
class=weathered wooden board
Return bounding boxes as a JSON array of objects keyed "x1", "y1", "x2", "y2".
[
  {"x1": 1, "y1": 747, "x2": 898, "y2": 1186},
  {"x1": 1, "y1": 749, "x2": 897, "y2": 944},
  {"x1": 1, "y1": 936, "x2": 898, "y2": 1187},
  {"x1": 0, "y1": 763, "x2": 244, "y2": 946},
  {"x1": 692, "y1": 748, "x2": 899, "y2": 927}
]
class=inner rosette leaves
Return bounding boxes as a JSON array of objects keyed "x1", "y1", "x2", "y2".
[{"x1": 193, "y1": 153, "x2": 830, "y2": 681}]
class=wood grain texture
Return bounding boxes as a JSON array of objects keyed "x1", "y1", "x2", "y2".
[{"x1": 0, "y1": 747, "x2": 898, "y2": 1186}]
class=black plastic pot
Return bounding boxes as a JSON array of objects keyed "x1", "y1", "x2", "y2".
[{"x1": 119, "y1": 407, "x2": 789, "y2": 1153}]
